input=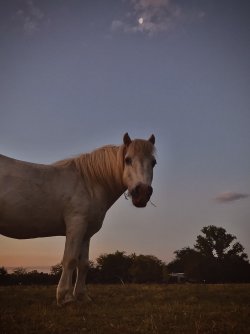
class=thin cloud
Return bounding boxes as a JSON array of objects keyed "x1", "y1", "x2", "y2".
[
  {"x1": 15, "y1": 0, "x2": 45, "y2": 36},
  {"x1": 111, "y1": 0, "x2": 205, "y2": 36},
  {"x1": 215, "y1": 192, "x2": 249, "y2": 203}
]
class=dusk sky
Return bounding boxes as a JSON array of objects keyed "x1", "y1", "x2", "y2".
[{"x1": 1, "y1": 0, "x2": 249, "y2": 268}]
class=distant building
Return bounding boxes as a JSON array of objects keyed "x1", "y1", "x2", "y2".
[{"x1": 168, "y1": 272, "x2": 186, "y2": 283}]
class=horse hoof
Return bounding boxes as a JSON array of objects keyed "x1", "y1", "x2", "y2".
[
  {"x1": 75, "y1": 293, "x2": 93, "y2": 303},
  {"x1": 57, "y1": 294, "x2": 76, "y2": 306}
]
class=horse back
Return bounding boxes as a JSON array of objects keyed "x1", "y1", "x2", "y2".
[{"x1": 0, "y1": 154, "x2": 85, "y2": 238}]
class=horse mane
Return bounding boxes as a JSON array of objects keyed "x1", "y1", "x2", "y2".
[
  {"x1": 53, "y1": 139, "x2": 155, "y2": 194},
  {"x1": 53, "y1": 145, "x2": 126, "y2": 193}
]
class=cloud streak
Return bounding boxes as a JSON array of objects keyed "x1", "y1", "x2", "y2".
[
  {"x1": 215, "y1": 192, "x2": 249, "y2": 203},
  {"x1": 15, "y1": 0, "x2": 45, "y2": 36},
  {"x1": 111, "y1": 0, "x2": 205, "y2": 36}
]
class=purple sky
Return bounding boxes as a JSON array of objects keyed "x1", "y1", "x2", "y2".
[{"x1": 0, "y1": 0, "x2": 250, "y2": 267}]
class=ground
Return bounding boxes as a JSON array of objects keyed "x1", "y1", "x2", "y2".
[{"x1": 0, "y1": 284, "x2": 250, "y2": 333}]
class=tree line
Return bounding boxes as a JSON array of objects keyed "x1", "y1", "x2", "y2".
[
  {"x1": 1, "y1": 226, "x2": 250, "y2": 285},
  {"x1": 0, "y1": 252, "x2": 166, "y2": 285}
]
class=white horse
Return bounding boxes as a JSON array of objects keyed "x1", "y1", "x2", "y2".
[{"x1": 0, "y1": 133, "x2": 156, "y2": 305}]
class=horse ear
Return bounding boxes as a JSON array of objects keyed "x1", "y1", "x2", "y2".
[
  {"x1": 148, "y1": 134, "x2": 155, "y2": 145},
  {"x1": 123, "y1": 133, "x2": 132, "y2": 146}
]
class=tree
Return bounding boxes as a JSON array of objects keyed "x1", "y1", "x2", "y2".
[
  {"x1": 95, "y1": 251, "x2": 166, "y2": 284},
  {"x1": 0, "y1": 266, "x2": 8, "y2": 276},
  {"x1": 129, "y1": 255, "x2": 164, "y2": 283},
  {"x1": 167, "y1": 247, "x2": 204, "y2": 282},
  {"x1": 0, "y1": 266, "x2": 9, "y2": 284},
  {"x1": 195, "y1": 226, "x2": 248, "y2": 260},
  {"x1": 96, "y1": 251, "x2": 133, "y2": 283},
  {"x1": 13, "y1": 267, "x2": 27, "y2": 276},
  {"x1": 50, "y1": 263, "x2": 62, "y2": 276},
  {"x1": 86, "y1": 261, "x2": 101, "y2": 283},
  {"x1": 50, "y1": 263, "x2": 63, "y2": 284},
  {"x1": 168, "y1": 226, "x2": 250, "y2": 283}
]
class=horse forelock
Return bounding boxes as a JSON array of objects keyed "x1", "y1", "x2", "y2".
[{"x1": 126, "y1": 139, "x2": 156, "y2": 158}]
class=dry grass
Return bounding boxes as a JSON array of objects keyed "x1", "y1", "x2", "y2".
[{"x1": 0, "y1": 284, "x2": 250, "y2": 333}]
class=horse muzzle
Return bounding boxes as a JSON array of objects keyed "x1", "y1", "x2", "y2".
[{"x1": 130, "y1": 183, "x2": 153, "y2": 208}]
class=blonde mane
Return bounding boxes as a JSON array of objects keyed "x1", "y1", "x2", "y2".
[
  {"x1": 53, "y1": 145, "x2": 126, "y2": 193},
  {"x1": 53, "y1": 139, "x2": 155, "y2": 193}
]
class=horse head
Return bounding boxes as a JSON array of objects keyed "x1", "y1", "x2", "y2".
[{"x1": 122, "y1": 133, "x2": 156, "y2": 208}]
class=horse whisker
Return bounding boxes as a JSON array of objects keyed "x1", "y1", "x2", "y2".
[
  {"x1": 124, "y1": 191, "x2": 131, "y2": 200},
  {"x1": 149, "y1": 200, "x2": 157, "y2": 207}
]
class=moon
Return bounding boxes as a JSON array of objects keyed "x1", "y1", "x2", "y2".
[{"x1": 138, "y1": 17, "x2": 144, "y2": 25}]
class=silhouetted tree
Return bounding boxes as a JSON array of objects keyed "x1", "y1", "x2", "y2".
[
  {"x1": 50, "y1": 264, "x2": 62, "y2": 276},
  {"x1": 0, "y1": 266, "x2": 8, "y2": 276},
  {"x1": 25, "y1": 270, "x2": 51, "y2": 285},
  {"x1": 195, "y1": 226, "x2": 248, "y2": 260},
  {"x1": 96, "y1": 251, "x2": 133, "y2": 283},
  {"x1": 13, "y1": 267, "x2": 27, "y2": 276},
  {"x1": 0, "y1": 266, "x2": 9, "y2": 284},
  {"x1": 168, "y1": 226, "x2": 250, "y2": 283},
  {"x1": 167, "y1": 247, "x2": 204, "y2": 282},
  {"x1": 129, "y1": 254, "x2": 164, "y2": 283},
  {"x1": 50, "y1": 263, "x2": 65, "y2": 284},
  {"x1": 86, "y1": 261, "x2": 101, "y2": 283}
]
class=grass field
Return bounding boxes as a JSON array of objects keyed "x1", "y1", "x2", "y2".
[{"x1": 0, "y1": 284, "x2": 250, "y2": 333}]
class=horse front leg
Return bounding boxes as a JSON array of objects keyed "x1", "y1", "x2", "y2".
[
  {"x1": 73, "y1": 238, "x2": 91, "y2": 301},
  {"x1": 57, "y1": 216, "x2": 86, "y2": 306}
]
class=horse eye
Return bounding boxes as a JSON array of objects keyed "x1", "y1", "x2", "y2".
[
  {"x1": 125, "y1": 157, "x2": 132, "y2": 165},
  {"x1": 152, "y1": 159, "x2": 157, "y2": 168}
]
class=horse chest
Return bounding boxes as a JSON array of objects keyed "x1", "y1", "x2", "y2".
[
  {"x1": 86, "y1": 219, "x2": 104, "y2": 238},
  {"x1": 82, "y1": 201, "x2": 106, "y2": 238}
]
